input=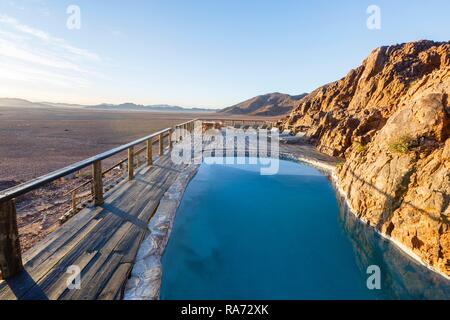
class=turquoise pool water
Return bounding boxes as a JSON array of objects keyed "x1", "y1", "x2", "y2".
[{"x1": 160, "y1": 158, "x2": 450, "y2": 299}]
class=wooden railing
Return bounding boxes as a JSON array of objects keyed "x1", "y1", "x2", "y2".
[
  {"x1": 0, "y1": 119, "x2": 197, "y2": 279},
  {"x1": 0, "y1": 117, "x2": 273, "y2": 280}
]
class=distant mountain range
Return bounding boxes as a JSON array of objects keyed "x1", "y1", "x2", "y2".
[
  {"x1": 88, "y1": 103, "x2": 212, "y2": 113},
  {"x1": 219, "y1": 92, "x2": 308, "y2": 116},
  {"x1": 0, "y1": 98, "x2": 213, "y2": 113},
  {"x1": 0, "y1": 93, "x2": 309, "y2": 116},
  {"x1": 0, "y1": 98, "x2": 51, "y2": 108}
]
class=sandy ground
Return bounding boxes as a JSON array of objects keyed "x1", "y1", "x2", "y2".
[{"x1": 0, "y1": 106, "x2": 275, "y2": 251}]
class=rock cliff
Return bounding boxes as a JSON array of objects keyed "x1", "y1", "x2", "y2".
[{"x1": 281, "y1": 40, "x2": 450, "y2": 277}]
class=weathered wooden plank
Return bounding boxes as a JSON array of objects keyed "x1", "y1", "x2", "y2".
[
  {"x1": 60, "y1": 162, "x2": 179, "y2": 299},
  {"x1": 20, "y1": 173, "x2": 137, "y2": 265},
  {"x1": 0, "y1": 217, "x2": 102, "y2": 300},
  {"x1": 74, "y1": 163, "x2": 180, "y2": 299},
  {"x1": 60, "y1": 174, "x2": 165, "y2": 300},
  {"x1": 20, "y1": 177, "x2": 135, "y2": 266},
  {"x1": 34, "y1": 251, "x2": 97, "y2": 300},
  {"x1": 22, "y1": 209, "x2": 134, "y2": 299},
  {"x1": 0, "y1": 153, "x2": 187, "y2": 300},
  {"x1": 73, "y1": 253, "x2": 123, "y2": 300},
  {"x1": 74, "y1": 225, "x2": 142, "y2": 300},
  {"x1": 59, "y1": 222, "x2": 133, "y2": 300},
  {"x1": 97, "y1": 262, "x2": 132, "y2": 300},
  {"x1": 0, "y1": 169, "x2": 140, "y2": 299}
]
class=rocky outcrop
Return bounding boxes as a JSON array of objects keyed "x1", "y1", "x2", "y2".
[
  {"x1": 220, "y1": 92, "x2": 307, "y2": 116},
  {"x1": 281, "y1": 40, "x2": 450, "y2": 277}
]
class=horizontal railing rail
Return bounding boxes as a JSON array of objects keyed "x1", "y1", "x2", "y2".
[
  {"x1": 200, "y1": 118, "x2": 276, "y2": 128},
  {"x1": 0, "y1": 117, "x2": 272, "y2": 202},
  {"x1": 0, "y1": 118, "x2": 198, "y2": 279},
  {"x1": 202, "y1": 118, "x2": 268, "y2": 123},
  {"x1": 0, "y1": 119, "x2": 201, "y2": 203},
  {"x1": 0, "y1": 128, "x2": 170, "y2": 203}
]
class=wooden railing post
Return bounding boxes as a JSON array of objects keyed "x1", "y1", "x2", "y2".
[
  {"x1": 92, "y1": 160, "x2": 104, "y2": 206},
  {"x1": 136, "y1": 155, "x2": 140, "y2": 167},
  {"x1": 175, "y1": 126, "x2": 179, "y2": 142},
  {"x1": 146, "y1": 138, "x2": 153, "y2": 166},
  {"x1": 159, "y1": 133, "x2": 164, "y2": 156},
  {"x1": 169, "y1": 128, "x2": 174, "y2": 150},
  {"x1": 71, "y1": 191, "x2": 77, "y2": 212},
  {"x1": 0, "y1": 199, "x2": 23, "y2": 279},
  {"x1": 128, "y1": 146, "x2": 134, "y2": 181}
]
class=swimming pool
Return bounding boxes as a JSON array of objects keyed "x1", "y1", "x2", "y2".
[{"x1": 160, "y1": 158, "x2": 450, "y2": 299}]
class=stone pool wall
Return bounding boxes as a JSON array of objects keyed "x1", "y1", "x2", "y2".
[{"x1": 124, "y1": 164, "x2": 199, "y2": 300}]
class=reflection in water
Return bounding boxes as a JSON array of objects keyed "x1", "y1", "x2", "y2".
[{"x1": 335, "y1": 190, "x2": 450, "y2": 299}]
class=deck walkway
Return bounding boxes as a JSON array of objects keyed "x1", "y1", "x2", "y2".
[{"x1": 0, "y1": 153, "x2": 187, "y2": 300}]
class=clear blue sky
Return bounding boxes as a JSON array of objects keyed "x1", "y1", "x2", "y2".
[{"x1": 0, "y1": 0, "x2": 448, "y2": 108}]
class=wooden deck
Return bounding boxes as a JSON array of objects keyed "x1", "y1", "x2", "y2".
[
  {"x1": 0, "y1": 119, "x2": 303, "y2": 300},
  {"x1": 0, "y1": 153, "x2": 187, "y2": 300}
]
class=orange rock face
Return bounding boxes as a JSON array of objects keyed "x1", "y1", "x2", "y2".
[{"x1": 282, "y1": 40, "x2": 450, "y2": 276}]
